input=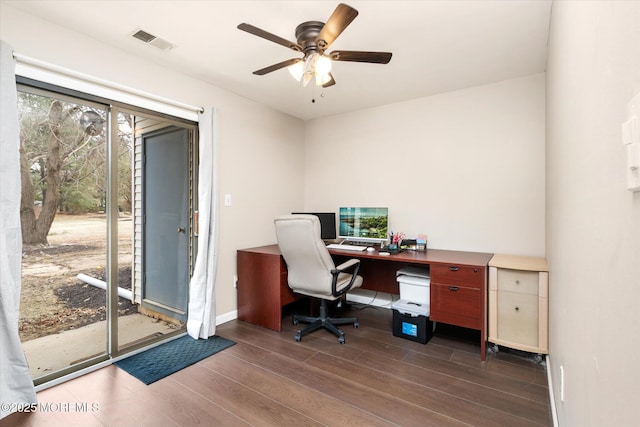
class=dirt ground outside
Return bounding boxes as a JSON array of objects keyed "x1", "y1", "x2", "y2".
[{"x1": 19, "y1": 213, "x2": 137, "y2": 342}]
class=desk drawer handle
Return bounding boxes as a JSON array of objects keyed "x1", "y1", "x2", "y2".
[
  {"x1": 448, "y1": 286, "x2": 459, "y2": 292},
  {"x1": 449, "y1": 266, "x2": 460, "y2": 272}
]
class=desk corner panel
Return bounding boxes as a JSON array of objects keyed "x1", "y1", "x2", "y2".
[{"x1": 237, "y1": 248, "x2": 296, "y2": 332}]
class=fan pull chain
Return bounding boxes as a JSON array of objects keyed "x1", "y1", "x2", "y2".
[{"x1": 311, "y1": 85, "x2": 326, "y2": 104}]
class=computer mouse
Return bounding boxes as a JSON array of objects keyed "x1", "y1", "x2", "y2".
[{"x1": 366, "y1": 247, "x2": 375, "y2": 252}]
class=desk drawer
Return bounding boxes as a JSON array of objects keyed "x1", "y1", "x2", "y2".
[
  {"x1": 431, "y1": 264, "x2": 484, "y2": 289},
  {"x1": 497, "y1": 291, "x2": 539, "y2": 347},
  {"x1": 497, "y1": 269, "x2": 539, "y2": 295},
  {"x1": 430, "y1": 283, "x2": 481, "y2": 329}
]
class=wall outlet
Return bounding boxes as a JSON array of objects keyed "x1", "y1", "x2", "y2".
[{"x1": 560, "y1": 365, "x2": 565, "y2": 402}]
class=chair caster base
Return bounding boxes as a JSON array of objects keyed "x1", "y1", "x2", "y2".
[{"x1": 291, "y1": 299, "x2": 358, "y2": 344}]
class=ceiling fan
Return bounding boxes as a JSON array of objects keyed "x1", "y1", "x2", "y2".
[{"x1": 237, "y1": 3, "x2": 392, "y2": 88}]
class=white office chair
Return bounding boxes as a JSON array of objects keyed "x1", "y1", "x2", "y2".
[{"x1": 274, "y1": 215, "x2": 363, "y2": 344}]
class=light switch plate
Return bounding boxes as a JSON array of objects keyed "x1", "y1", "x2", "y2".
[
  {"x1": 627, "y1": 143, "x2": 640, "y2": 191},
  {"x1": 624, "y1": 91, "x2": 640, "y2": 192},
  {"x1": 622, "y1": 116, "x2": 638, "y2": 146}
]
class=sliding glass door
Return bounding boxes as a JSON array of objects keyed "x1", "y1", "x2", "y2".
[
  {"x1": 16, "y1": 83, "x2": 197, "y2": 384},
  {"x1": 17, "y1": 88, "x2": 110, "y2": 380}
]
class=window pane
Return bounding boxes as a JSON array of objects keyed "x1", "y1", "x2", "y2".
[{"x1": 18, "y1": 90, "x2": 108, "y2": 378}]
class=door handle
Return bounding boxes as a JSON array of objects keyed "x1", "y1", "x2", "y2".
[
  {"x1": 449, "y1": 266, "x2": 460, "y2": 272},
  {"x1": 177, "y1": 227, "x2": 186, "y2": 233},
  {"x1": 448, "y1": 286, "x2": 459, "y2": 291}
]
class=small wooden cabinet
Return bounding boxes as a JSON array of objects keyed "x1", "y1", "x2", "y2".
[
  {"x1": 488, "y1": 254, "x2": 549, "y2": 354},
  {"x1": 430, "y1": 263, "x2": 487, "y2": 358}
]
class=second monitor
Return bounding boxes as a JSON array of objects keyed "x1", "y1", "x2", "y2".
[{"x1": 291, "y1": 212, "x2": 337, "y2": 240}]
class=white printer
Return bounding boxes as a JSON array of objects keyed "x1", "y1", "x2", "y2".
[{"x1": 391, "y1": 267, "x2": 434, "y2": 343}]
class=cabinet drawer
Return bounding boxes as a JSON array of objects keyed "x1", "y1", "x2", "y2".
[
  {"x1": 430, "y1": 283, "x2": 481, "y2": 329},
  {"x1": 497, "y1": 291, "x2": 538, "y2": 347},
  {"x1": 497, "y1": 269, "x2": 538, "y2": 295},
  {"x1": 431, "y1": 264, "x2": 484, "y2": 289}
]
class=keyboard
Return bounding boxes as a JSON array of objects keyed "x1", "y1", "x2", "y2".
[{"x1": 326, "y1": 244, "x2": 368, "y2": 251}]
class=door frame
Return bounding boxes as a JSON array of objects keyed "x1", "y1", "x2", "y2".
[
  {"x1": 17, "y1": 77, "x2": 199, "y2": 385},
  {"x1": 140, "y1": 125, "x2": 195, "y2": 322}
]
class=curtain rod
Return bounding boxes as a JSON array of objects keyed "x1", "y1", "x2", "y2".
[{"x1": 13, "y1": 53, "x2": 204, "y2": 114}]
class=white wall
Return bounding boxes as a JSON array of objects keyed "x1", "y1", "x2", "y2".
[
  {"x1": 546, "y1": 2, "x2": 640, "y2": 426},
  {"x1": 0, "y1": 4, "x2": 305, "y2": 318},
  {"x1": 305, "y1": 74, "x2": 546, "y2": 255}
]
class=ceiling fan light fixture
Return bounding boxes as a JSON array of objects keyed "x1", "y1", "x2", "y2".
[
  {"x1": 303, "y1": 53, "x2": 317, "y2": 73},
  {"x1": 315, "y1": 55, "x2": 332, "y2": 75},
  {"x1": 315, "y1": 72, "x2": 331, "y2": 86},
  {"x1": 290, "y1": 53, "x2": 332, "y2": 86},
  {"x1": 300, "y1": 53, "x2": 317, "y2": 87},
  {"x1": 288, "y1": 61, "x2": 304, "y2": 81},
  {"x1": 302, "y1": 71, "x2": 313, "y2": 87},
  {"x1": 313, "y1": 55, "x2": 332, "y2": 86}
]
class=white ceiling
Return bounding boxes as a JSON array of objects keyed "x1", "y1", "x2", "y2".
[{"x1": 5, "y1": 0, "x2": 552, "y2": 120}]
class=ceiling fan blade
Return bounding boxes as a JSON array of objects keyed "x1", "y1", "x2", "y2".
[
  {"x1": 329, "y1": 50, "x2": 392, "y2": 64},
  {"x1": 322, "y1": 73, "x2": 336, "y2": 88},
  {"x1": 317, "y1": 3, "x2": 359, "y2": 50},
  {"x1": 238, "y1": 23, "x2": 302, "y2": 52},
  {"x1": 253, "y1": 58, "x2": 302, "y2": 75}
]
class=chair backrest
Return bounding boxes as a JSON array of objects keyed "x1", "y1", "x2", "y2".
[{"x1": 274, "y1": 215, "x2": 336, "y2": 296}]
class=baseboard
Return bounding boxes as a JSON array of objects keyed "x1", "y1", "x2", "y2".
[
  {"x1": 216, "y1": 309, "x2": 238, "y2": 326},
  {"x1": 546, "y1": 355, "x2": 559, "y2": 427}
]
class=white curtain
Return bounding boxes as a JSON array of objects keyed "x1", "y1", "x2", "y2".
[
  {"x1": 0, "y1": 41, "x2": 37, "y2": 419},
  {"x1": 187, "y1": 108, "x2": 219, "y2": 339}
]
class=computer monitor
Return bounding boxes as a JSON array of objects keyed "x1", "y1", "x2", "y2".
[
  {"x1": 291, "y1": 212, "x2": 337, "y2": 240},
  {"x1": 338, "y1": 207, "x2": 389, "y2": 243}
]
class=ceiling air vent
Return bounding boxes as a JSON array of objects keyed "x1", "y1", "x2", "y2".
[{"x1": 131, "y1": 29, "x2": 175, "y2": 51}]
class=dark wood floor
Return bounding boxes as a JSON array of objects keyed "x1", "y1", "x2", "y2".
[{"x1": 2, "y1": 303, "x2": 552, "y2": 426}]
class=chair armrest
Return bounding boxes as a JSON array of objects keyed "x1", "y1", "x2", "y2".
[
  {"x1": 330, "y1": 259, "x2": 361, "y2": 297},
  {"x1": 334, "y1": 259, "x2": 360, "y2": 273}
]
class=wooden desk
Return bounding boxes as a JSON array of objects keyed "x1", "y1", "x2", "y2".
[{"x1": 237, "y1": 244, "x2": 493, "y2": 360}]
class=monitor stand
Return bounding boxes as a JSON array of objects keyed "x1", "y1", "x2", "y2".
[{"x1": 323, "y1": 238, "x2": 344, "y2": 245}]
